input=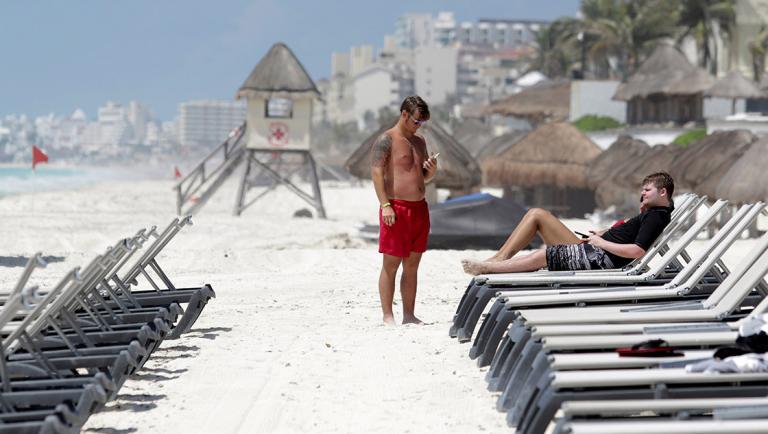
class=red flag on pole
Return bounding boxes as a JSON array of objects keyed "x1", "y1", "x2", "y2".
[
  {"x1": 174, "y1": 166, "x2": 182, "y2": 179},
  {"x1": 32, "y1": 145, "x2": 49, "y2": 170}
]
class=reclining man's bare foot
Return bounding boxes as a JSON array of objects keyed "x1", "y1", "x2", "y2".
[
  {"x1": 462, "y1": 259, "x2": 489, "y2": 276},
  {"x1": 383, "y1": 314, "x2": 396, "y2": 325},
  {"x1": 402, "y1": 315, "x2": 424, "y2": 325}
]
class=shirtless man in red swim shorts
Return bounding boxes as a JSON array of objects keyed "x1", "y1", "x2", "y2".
[{"x1": 371, "y1": 96, "x2": 438, "y2": 325}]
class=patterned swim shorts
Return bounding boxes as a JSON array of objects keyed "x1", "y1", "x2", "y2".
[{"x1": 545, "y1": 243, "x2": 616, "y2": 271}]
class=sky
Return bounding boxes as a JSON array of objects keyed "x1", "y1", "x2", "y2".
[{"x1": 0, "y1": 1, "x2": 580, "y2": 121}]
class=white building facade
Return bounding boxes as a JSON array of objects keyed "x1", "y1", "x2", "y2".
[{"x1": 178, "y1": 100, "x2": 246, "y2": 148}]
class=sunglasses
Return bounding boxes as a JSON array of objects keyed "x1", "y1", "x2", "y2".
[{"x1": 408, "y1": 113, "x2": 427, "y2": 126}]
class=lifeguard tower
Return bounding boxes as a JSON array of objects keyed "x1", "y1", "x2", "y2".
[
  {"x1": 234, "y1": 43, "x2": 325, "y2": 217},
  {"x1": 173, "y1": 42, "x2": 325, "y2": 218}
]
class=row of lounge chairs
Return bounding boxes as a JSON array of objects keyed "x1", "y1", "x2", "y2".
[
  {"x1": 448, "y1": 194, "x2": 768, "y2": 433},
  {"x1": 0, "y1": 216, "x2": 214, "y2": 433}
]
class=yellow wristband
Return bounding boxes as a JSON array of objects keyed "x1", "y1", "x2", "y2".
[{"x1": 381, "y1": 202, "x2": 391, "y2": 209}]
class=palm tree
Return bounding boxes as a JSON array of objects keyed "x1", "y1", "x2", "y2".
[
  {"x1": 748, "y1": 26, "x2": 768, "y2": 81},
  {"x1": 580, "y1": 0, "x2": 680, "y2": 79},
  {"x1": 677, "y1": 0, "x2": 736, "y2": 75},
  {"x1": 531, "y1": 19, "x2": 581, "y2": 78}
]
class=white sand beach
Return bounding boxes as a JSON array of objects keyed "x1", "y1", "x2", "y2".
[
  {"x1": 0, "y1": 178, "x2": 758, "y2": 433},
  {"x1": 0, "y1": 178, "x2": 515, "y2": 433}
]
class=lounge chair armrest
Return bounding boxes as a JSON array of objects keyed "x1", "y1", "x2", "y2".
[
  {"x1": 643, "y1": 323, "x2": 731, "y2": 334},
  {"x1": 715, "y1": 404, "x2": 768, "y2": 420},
  {"x1": 620, "y1": 300, "x2": 703, "y2": 312}
]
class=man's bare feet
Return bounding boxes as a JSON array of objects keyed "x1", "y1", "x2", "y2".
[
  {"x1": 402, "y1": 315, "x2": 424, "y2": 325},
  {"x1": 383, "y1": 314, "x2": 396, "y2": 325},
  {"x1": 462, "y1": 259, "x2": 489, "y2": 276}
]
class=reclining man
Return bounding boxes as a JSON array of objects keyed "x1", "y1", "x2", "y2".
[{"x1": 462, "y1": 172, "x2": 674, "y2": 275}]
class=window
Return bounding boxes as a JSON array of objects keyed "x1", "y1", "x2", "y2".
[{"x1": 265, "y1": 98, "x2": 293, "y2": 118}]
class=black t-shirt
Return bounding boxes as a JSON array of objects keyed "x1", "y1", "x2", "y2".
[{"x1": 600, "y1": 206, "x2": 673, "y2": 268}]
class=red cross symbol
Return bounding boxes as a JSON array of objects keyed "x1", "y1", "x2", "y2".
[{"x1": 268, "y1": 122, "x2": 289, "y2": 147}]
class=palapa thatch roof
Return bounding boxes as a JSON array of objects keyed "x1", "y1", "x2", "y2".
[
  {"x1": 616, "y1": 143, "x2": 685, "y2": 191},
  {"x1": 236, "y1": 43, "x2": 319, "y2": 99},
  {"x1": 668, "y1": 130, "x2": 754, "y2": 196},
  {"x1": 715, "y1": 137, "x2": 768, "y2": 204},
  {"x1": 474, "y1": 130, "x2": 528, "y2": 163},
  {"x1": 484, "y1": 80, "x2": 570, "y2": 123},
  {"x1": 706, "y1": 71, "x2": 765, "y2": 99},
  {"x1": 614, "y1": 44, "x2": 715, "y2": 101},
  {"x1": 586, "y1": 136, "x2": 651, "y2": 209},
  {"x1": 344, "y1": 122, "x2": 482, "y2": 190},
  {"x1": 451, "y1": 119, "x2": 495, "y2": 156},
  {"x1": 483, "y1": 122, "x2": 602, "y2": 189}
]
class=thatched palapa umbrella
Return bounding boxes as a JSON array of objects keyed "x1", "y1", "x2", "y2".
[
  {"x1": 614, "y1": 43, "x2": 714, "y2": 124},
  {"x1": 473, "y1": 130, "x2": 527, "y2": 164},
  {"x1": 484, "y1": 80, "x2": 570, "y2": 126},
  {"x1": 483, "y1": 122, "x2": 601, "y2": 189},
  {"x1": 668, "y1": 130, "x2": 754, "y2": 197},
  {"x1": 706, "y1": 71, "x2": 765, "y2": 114},
  {"x1": 451, "y1": 119, "x2": 495, "y2": 156},
  {"x1": 614, "y1": 44, "x2": 714, "y2": 100},
  {"x1": 616, "y1": 143, "x2": 684, "y2": 193},
  {"x1": 344, "y1": 121, "x2": 481, "y2": 192},
  {"x1": 715, "y1": 137, "x2": 768, "y2": 204},
  {"x1": 586, "y1": 135, "x2": 651, "y2": 209}
]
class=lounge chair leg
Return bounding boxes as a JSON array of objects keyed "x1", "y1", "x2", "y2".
[{"x1": 457, "y1": 284, "x2": 496, "y2": 343}]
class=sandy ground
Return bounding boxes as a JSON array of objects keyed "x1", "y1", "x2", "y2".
[
  {"x1": 0, "y1": 178, "x2": 519, "y2": 433},
  {"x1": 0, "y1": 178, "x2": 758, "y2": 433}
]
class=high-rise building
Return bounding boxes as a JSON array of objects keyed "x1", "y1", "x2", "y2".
[
  {"x1": 177, "y1": 100, "x2": 246, "y2": 148},
  {"x1": 331, "y1": 51, "x2": 350, "y2": 77},
  {"x1": 127, "y1": 101, "x2": 151, "y2": 144},
  {"x1": 415, "y1": 46, "x2": 458, "y2": 105},
  {"x1": 394, "y1": 13, "x2": 434, "y2": 49},
  {"x1": 97, "y1": 101, "x2": 132, "y2": 148},
  {"x1": 350, "y1": 45, "x2": 375, "y2": 76}
]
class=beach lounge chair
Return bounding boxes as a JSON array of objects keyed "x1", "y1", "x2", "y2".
[
  {"x1": 486, "y1": 231, "x2": 768, "y2": 406},
  {"x1": 469, "y1": 202, "x2": 765, "y2": 366},
  {"x1": 551, "y1": 397, "x2": 768, "y2": 434},
  {"x1": 108, "y1": 216, "x2": 216, "y2": 338},
  {"x1": 515, "y1": 366, "x2": 768, "y2": 434},
  {"x1": 495, "y1": 294, "x2": 768, "y2": 417},
  {"x1": 0, "y1": 221, "x2": 210, "y2": 432},
  {"x1": 451, "y1": 196, "x2": 717, "y2": 342}
]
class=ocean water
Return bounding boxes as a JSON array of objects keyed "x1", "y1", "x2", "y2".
[{"x1": 0, "y1": 166, "x2": 116, "y2": 197}]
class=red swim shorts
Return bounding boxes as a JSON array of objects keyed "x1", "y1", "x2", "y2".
[{"x1": 379, "y1": 199, "x2": 430, "y2": 258}]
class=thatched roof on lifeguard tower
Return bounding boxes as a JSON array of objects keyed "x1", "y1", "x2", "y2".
[
  {"x1": 706, "y1": 71, "x2": 765, "y2": 99},
  {"x1": 715, "y1": 137, "x2": 768, "y2": 204},
  {"x1": 484, "y1": 80, "x2": 570, "y2": 123},
  {"x1": 614, "y1": 44, "x2": 714, "y2": 101},
  {"x1": 344, "y1": 122, "x2": 481, "y2": 190},
  {"x1": 669, "y1": 130, "x2": 755, "y2": 195},
  {"x1": 236, "y1": 42, "x2": 319, "y2": 99},
  {"x1": 483, "y1": 122, "x2": 601, "y2": 189}
]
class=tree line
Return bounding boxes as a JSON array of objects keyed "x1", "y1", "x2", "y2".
[{"x1": 533, "y1": 0, "x2": 766, "y2": 80}]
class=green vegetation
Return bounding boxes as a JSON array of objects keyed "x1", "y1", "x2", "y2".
[
  {"x1": 672, "y1": 128, "x2": 707, "y2": 147},
  {"x1": 533, "y1": 0, "x2": 736, "y2": 79},
  {"x1": 572, "y1": 115, "x2": 622, "y2": 132}
]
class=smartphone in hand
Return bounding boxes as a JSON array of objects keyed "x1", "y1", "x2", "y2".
[{"x1": 574, "y1": 231, "x2": 589, "y2": 239}]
